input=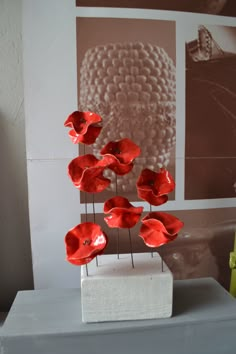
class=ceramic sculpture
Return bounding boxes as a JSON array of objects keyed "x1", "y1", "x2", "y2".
[{"x1": 64, "y1": 109, "x2": 183, "y2": 322}]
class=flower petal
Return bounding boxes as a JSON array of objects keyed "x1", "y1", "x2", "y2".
[
  {"x1": 68, "y1": 126, "x2": 102, "y2": 145},
  {"x1": 79, "y1": 171, "x2": 110, "y2": 193},
  {"x1": 104, "y1": 196, "x2": 133, "y2": 212},
  {"x1": 139, "y1": 224, "x2": 173, "y2": 248},
  {"x1": 102, "y1": 155, "x2": 134, "y2": 175},
  {"x1": 137, "y1": 188, "x2": 168, "y2": 206},
  {"x1": 100, "y1": 138, "x2": 141, "y2": 175},
  {"x1": 136, "y1": 169, "x2": 157, "y2": 191},
  {"x1": 104, "y1": 196, "x2": 143, "y2": 228},
  {"x1": 154, "y1": 169, "x2": 175, "y2": 195},
  {"x1": 142, "y1": 212, "x2": 184, "y2": 236},
  {"x1": 68, "y1": 154, "x2": 111, "y2": 193},
  {"x1": 104, "y1": 211, "x2": 142, "y2": 229},
  {"x1": 139, "y1": 212, "x2": 184, "y2": 248},
  {"x1": 116, "y1": 138, "x2": 141, "y2": 164}
]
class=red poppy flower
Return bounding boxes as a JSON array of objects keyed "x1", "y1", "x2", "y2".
[
  {"x1": 64, "y1": 111, "x2": 102, "y2": 145},
  {"x1": 104, "y1": 196, "x2": 143, "y2": 229},
  {"x1": 139, "y1": 212, "x2": 184, "y2": 248},
  {"x1": 65, "y1": 222, "x2": 108, "y2": 265},
  {"x1": 68, "y1": 154, "x2": 110, "y2": 193},
  {"x1": 100, "y1": 138, "x2": 141, "y2": 175},
  {"x1": 136, "y1": 168, "x2": 175, "y2": 206}
]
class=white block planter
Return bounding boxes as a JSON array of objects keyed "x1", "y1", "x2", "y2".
[{"x1": 81, "y1": 252, "x2": 173, "y2": 323}]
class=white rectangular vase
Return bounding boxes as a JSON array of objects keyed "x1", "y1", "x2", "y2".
[{"x1": 81, "y1": 252, "x2": 173, "y2": 323}]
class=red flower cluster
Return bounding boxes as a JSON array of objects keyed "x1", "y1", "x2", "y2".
[
  {"x1": 65, "y1": 222, "x2": 108, "y2": 265},
  {"x1": 139, "y1": 212, "x2": 184, "y2": 248},
  {"x1": 101, "y1": 138, "x2": 141, "y2": 175},
  {"x1": 64, "y1": 110, "x2": 184, "y2": 266},
  {"x1": 68, "y1": 154, "x2": 110, "y2": 193},
  {"x1": 136, "y1": 168, "x2": 175, "y2": 206},
  {"x1": 104, "y1": 196, "x2": 143, "y2": 229},
  {"x1": 64, "y1": 111, "x2": 102, "y2": 145}
]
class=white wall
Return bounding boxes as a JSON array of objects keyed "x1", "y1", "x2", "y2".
[
  {"x1": 0, "y1": 0, "x2": 33, "y2": 311},
  {"x1": 23, "y1": 0, "x2": 81, "y2": 289}
]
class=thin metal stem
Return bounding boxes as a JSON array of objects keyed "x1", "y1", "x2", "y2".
[
  {"x1": 92, "y1": 193, "x2": 96, "y2": 223},
  {"x1": 92, "y1": 193, "x2": 98, "y2": 267},
  {"x1": 150, "y1": 204, "x2": 154, "y2": 258},
  {"x1": 84, "y1": 192, "x2": 88, "y2": 222},
  {"x1": 85, "y1": 264, "x2": 88, "y2": 276},
  {"x1": 128, "y1": 229, "x2": 134, "y2": 268},
  {"x1": 115, "y1": 174, "x2": 120, "y2": 259},
  {"x1": 83, "y1": 144, "x2": 88, "y2": 222},
  {"x1": 161, "y1": 258, "x2": 164, "y2": 272},
  {"x1": 117, "y1": 228, "x2": 120, "y2": 259}
]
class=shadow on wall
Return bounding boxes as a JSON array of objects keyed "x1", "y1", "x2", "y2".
[{"x1": 0, "y1": 111, "x2": 34, "y2": 311}]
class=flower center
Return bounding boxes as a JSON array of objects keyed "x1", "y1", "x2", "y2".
[
  {"x1": 83, "y1": 239, "x2": 91, "y2": 246},
  {"x1": 110, "y1": 147, "x2": 121, "y2": 154}
]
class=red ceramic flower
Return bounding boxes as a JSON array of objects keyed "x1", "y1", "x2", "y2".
[
  {"x1": 64, "y1": 111, "x2": 102, "y2": 145},
  {"x1": 104, "y1": 196, "x2": 143, "y2": 229},
  {"x1": 100, "y1": 138, "x2": 141, "y2": 175},
  {"x1": 68, "y1": 154, "x2": 110, "y2": 193},
  {"x1": 139, "y1": 212, "x2": 184, "y2": 248},
  {"x1": 65, "y1": 222, "x2": 108, "y2": 265},
  {"x1": 136, "y1": 168, "x2": 175, "y2": 206}
]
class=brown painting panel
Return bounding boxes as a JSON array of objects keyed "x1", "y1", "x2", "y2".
[
  {"x1": 185, "y1": 24, "x2": 236, "y2": 200},
  {"x1": 185, "y1": 157, "x2": 236, "y2": 199},
  {"x1": 186, "y1": 57, "x2": 236, "y2": 158},
  {"x1": 77, "y1": 17, "x2": 176, "y2": 202},
  {"x1": 82, "y1": 207, "x2": 236, "y2": 290}
]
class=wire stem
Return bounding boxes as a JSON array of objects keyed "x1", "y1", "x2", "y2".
[
  {"x1": 83, "y1": 144, "x2": 88, "y2": 222},
  {"x1": 92, "y1": 193, "x2": 96, "y2": 223},
  {"x1": 149, "y1": 204, "x2": 154, "y2": 258},
  {"x1": 128, "y1": 229, "x2": 134, "y2": 268},
  {"x1": 92, "y1": 193, "x2": 98, "y2": 267},
  {"x1": 117, "y1": 228, "x2": 120, "y2": 259},
  {"x1": 115, "y1": 174, "x2": 120, "y2": 259}
]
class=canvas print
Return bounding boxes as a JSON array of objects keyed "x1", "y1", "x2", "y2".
[
  {"x1": 185, "y1": 24, "x2": 236, "y2": 199},
  {"x1": 76, "y1": 17, "x2": 176, "y2": 202}
]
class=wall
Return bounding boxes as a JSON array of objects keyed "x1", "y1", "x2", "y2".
[{"x1": 0, "y1": 0, "x2": 33, "y2": 311}]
